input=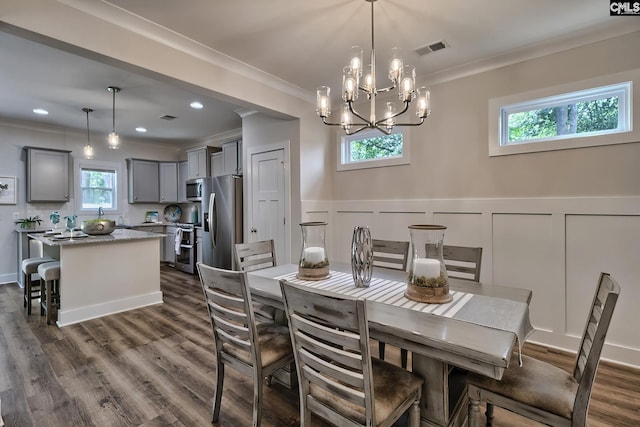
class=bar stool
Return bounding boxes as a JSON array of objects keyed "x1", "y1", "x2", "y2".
[
  {"x1": 21, "y1": 256, "x2": 55, "y2": 315},
  {"x1": 38, "y1": 261, "x2": 61, "y2": 325}
]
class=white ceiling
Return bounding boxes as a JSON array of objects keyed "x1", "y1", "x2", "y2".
[{"x1": 0, "y1": 0, "x2": 638, "y2": 145}]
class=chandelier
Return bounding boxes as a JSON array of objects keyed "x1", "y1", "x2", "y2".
[{"x1": 316, "y1": 0, "x2": 431, "y2": 136}]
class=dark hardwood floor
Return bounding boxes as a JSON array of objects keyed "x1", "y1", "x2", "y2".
[{"x1": 0, "y1": 267, "x2": 638, "y2": 426}]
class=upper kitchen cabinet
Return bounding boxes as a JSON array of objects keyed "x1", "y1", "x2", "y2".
[
  {"x1": 127, "y1": 159, "x2": 159, "y2": 203},
  {"x1": 222, "y1": 140, "x2": 242, "y2": 175},
  {"x1": 186, "y1": 146, "x2": 221, "y2": 179},
  {"x1": 25, "y1": 147, "x2": 71, "y2": 202},
  {"x1": 159, "y1": 162, "x2": 178, "y2": 203},
  {"x1": 211, "y1": 140, "x2": 243, "y2": 177}
]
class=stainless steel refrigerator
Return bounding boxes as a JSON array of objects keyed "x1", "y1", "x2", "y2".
[{"x1": 201, "y1": 175, "x2": 243, "y2": 270}]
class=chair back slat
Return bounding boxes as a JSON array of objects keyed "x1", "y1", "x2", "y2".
[
  {"x1": 372, "y1": 239, "x2": 410, "y2": 271},
  {"x1": 572, "y1": 272, "x2": 620, "y2": 425},
  {"x1": 235, "y1": 240, "x2": 277, "y2": 272},
  {"x1": 442, "y1": 245, "x2": 483, "y2": 282},
  {"x1": 281, "y1": 280, "x2": 375, "y2": 425},
  {"x1": 292, "y1": 320, "x2": 364, "y2": 371},
  {"x1": 198, "y1": 264, "x2": 260, "y2": 367}
]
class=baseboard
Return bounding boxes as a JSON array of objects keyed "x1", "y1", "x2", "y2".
[
  {"x1": 0, "y1": 273, "x2": 18, "y2": 285},
  {"x1": 56, "y1": 291, "x2": 164, "y2": 327}
]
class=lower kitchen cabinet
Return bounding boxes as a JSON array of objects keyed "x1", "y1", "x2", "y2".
[
  {"x1": 132, "y1": 225, "x2": 164, "y2": 261},
  {"x1": 164, "y1": 225, "x2": 177, "y2": 265}
]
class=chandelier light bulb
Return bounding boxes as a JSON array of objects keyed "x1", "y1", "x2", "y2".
[
  {"x1": 316, "y1": 86, "x2": 331, "y2": 117},
  {"x1": 84, "y1": 144, "x2": 94, "y2": 159},
  {"x1": 108, "y1": 131, "x2": 120, "y2": 149}
]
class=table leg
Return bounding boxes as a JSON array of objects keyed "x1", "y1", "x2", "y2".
[{"x1": 412, "y1": 354, "x2": 468, "y2": 427}]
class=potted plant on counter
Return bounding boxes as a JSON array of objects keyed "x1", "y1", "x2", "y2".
[{"x1": 14, "y1": 215, "x2": 43, "y2": 229}]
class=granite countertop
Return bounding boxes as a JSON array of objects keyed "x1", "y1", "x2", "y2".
[{"x1": 28, "y1": 228, "x2": 165, "y2": 246}]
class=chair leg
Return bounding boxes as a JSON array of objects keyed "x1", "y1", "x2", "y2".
[
  {"x1": 408, "y1": 399, "x2": 420, "y2": 427},
  {"x1": 23, "y1": 274, "x2": 28, "y2": 309},
  {"x1": 212, "y1": 362, "x2": 224, "y2": 422},
  {"x1": 300, "y1": 406, "x2": 311, "y2": 427},
  {"x1": 401, "y1": 349, "x2": 408, "y2": 369},
  {"x1": 379, "y1": 341, "x2": 386, "y2": 360},
  {"x1": 40, "y1": 279, "x2": 45, "y2": 316},
  {"x1": 485, "y1": 402, "x2": 494, "y2": 426},
  {"x1": 45, "y1": 279, "x2": 53, "y2": 325},
  {"x1": 252, "y1": 374, "x2": 263, "y2": 427}
]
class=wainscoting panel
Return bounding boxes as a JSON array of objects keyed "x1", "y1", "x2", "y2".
[
  {"x1": 566, "y1": 214, "x2": 640, "y2": 353},
  {"x1": 302, "y1": 196, "x2": 640, "y2": 367},
  {"x1": 492, "y1": 213, "x2": 556, "y2": 333}
]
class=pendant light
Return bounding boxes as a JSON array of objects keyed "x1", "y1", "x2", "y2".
[
  {"x1": 82, "y1": 107, "x2": 94, "y2": 159},
  {"x1": 107, "y1": 86, "x2": 121, "y2": 149}
]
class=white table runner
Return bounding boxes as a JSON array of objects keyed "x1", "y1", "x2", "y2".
[{"x1": 276, "y1": 270, "x2": 533, "y2": 365}]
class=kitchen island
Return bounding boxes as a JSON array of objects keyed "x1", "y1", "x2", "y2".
[{"x1": 28, "y1": 229, "x2": 164, "y2": 327}]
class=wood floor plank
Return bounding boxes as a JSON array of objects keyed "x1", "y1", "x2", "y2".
[{"x1": 0, "y1": 266, "x2": 638, "y2": 426}]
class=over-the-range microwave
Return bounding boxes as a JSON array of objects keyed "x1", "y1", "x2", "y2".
[{"x1": 186, "y1": 178, "x2": 203, "y2": 201}]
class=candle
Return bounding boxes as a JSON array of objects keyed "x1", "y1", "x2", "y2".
[
  {"x1": 303, "y1": 246, "x2": 325, "y2": 264},
  {"x1": 413, "y1": 258, "x2": 440, "y2": 278}
]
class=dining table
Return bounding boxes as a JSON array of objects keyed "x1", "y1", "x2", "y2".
[{"x1": 246, "y1": 263, "x2": 533, "y2": 427}]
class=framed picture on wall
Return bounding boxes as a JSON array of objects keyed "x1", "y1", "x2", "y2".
[{"x1": 0, "y1": 176, "x2": 17, "y2": 204}]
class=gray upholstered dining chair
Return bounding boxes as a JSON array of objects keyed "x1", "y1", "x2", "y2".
[
  {"x1": 467, "y1": 272, "x2": 621, "y2": 427},
  {"x1": 235, "y1": 239, "x2": 277, "y2": 272},
  {"x1": 235, "y1": 240, "x2": 278, "y2": 322},
  {"x1": 372, "y1": 239, "x2": 410, "y2": 364},
  {"x1": 441, "y1": 245, "x2": 483, "y2": 282},
  {"x1": 197, "y1": 263, "x2": 294, "y2": 427},
  {"x1": 391, "y1": 244, "x2": 484, "y2": 368},
  {"x1": 280, "y1": 279, "x2": 423, "y2": 427}
]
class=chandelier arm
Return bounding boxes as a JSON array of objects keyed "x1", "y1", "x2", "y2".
[
  {"x1": 373, "y1": 125, "x2": 393, "y2": 135},
  {"x1": 322, "y1": 116, "x2": 368, "y2": 127},
  {"x1": 372, "y1": 83, "x2": 397, "y2": 94},
  {"x1": 347, "y1": 102, "x2": 372, "y2": 125},
  {"x1": 344, "y1": 124, "x2": 374, "y2": 136},
  {"x1": 388, "y1": 118, "x2": 426, "y2": 127},
  {"x1": 374, "y1": 101, "x2": 411, "y2": 127}
]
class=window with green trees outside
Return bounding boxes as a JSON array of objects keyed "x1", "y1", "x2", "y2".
[
  {"x1": 502, "y1": 82, "x2": 630, "y2": 146},
  {"x1": 338, "y1": 128, "x2": 410, "y2": 170},
  {"x1": 80, "y1": 168, "x2": 116, "y2": 209}
]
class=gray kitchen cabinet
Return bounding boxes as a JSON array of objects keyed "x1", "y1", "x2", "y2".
[
  {"x1": 164, "y1": 225, "x2": 177, "y2": 265},
  {"x1": 178, "y1": 160, "x2": 188, "y2": 202},
  {"x1": 222, "y1": 140, "x2": 242, "y2": 175},
  {"x1": 210, "y1": 152, "x2": 224, "y2": 177},
  {"x1": 159, "y1": 162, "x2": 178, "y2": 203},
  {"x1": 25, "y1": 147, "x2": 71, "y2": 202},
  {"x1": 186, "y1": 146, "x2": 221, "y2": 179},
  {"x1": 127, "y1": 159, "x2": 159, "y2": 203}
]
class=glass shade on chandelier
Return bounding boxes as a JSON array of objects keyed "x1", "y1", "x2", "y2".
[
  {"x1": 315, "y1": 0, "x2": 431, "y2": 136},
  {"x1": 107, "y1": 86, "x2": 121, "y2": 149}
]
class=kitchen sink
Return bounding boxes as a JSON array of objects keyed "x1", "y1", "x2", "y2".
[{"x1": 81, "y1": 219, "x2": 116, "y2": 235}]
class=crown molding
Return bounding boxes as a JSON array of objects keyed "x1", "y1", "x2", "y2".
[{"x1": 56, "y1": 0, "x2": 315, "y2": 104}]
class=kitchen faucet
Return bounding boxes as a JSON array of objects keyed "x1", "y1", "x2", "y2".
[{"x1": 98, "y1": 207, "x2": 104, "y2": 218}]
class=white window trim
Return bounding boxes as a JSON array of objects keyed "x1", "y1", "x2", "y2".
[
  {"x1": 74, "y1": 159, "x2": 123, "y2": 215},
  {"x1": 489, "y1": 69, "x2": 639, "y2": 157},
  {"x1": 336, "y1": 127, "x2": 411, "y2": 171}
]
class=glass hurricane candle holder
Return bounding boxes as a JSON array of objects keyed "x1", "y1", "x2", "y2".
[
  {"x1": 405, "y1": 224, "x2": 452, "y2": 303},
  {"x1": 298, "y1": 221, "x2": 330, "y2": 280}
]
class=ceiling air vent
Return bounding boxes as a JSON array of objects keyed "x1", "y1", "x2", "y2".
[
  {"x1": 415, "y1": 40, "x2": 448, "y2": 57},
  {"x1": 160, "y1": 114, "x2": 177, "y2": 120}
]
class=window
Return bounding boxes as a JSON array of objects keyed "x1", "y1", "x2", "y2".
[
  {"x1": 337, "y1": 128, "x2": 411, "y2": 171},
  {"x1": 489, "y1": 70, "x2": 638, "y2": 156},
  {"x1": 75, "y1": 160, "x2": 122, "y2": 214}
]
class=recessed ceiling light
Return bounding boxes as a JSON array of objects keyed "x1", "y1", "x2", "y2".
[
  {"x1": 33, "y1": 108, "x2": 49, "y2": 115},
  {"x1": 190, "y1": 101, "x2": 204, "y2": 109},
  {"x1": 136, "y1": 127, "x2": 147, "y2": 133}
]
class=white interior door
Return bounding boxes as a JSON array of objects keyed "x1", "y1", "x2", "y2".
[{"x1": 250, "y1": 148, "x2": 286, "y2": 263}]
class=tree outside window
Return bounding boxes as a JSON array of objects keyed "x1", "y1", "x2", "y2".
[{"x1": 81, "y1": 168, "x2": 115, "y2": 209}]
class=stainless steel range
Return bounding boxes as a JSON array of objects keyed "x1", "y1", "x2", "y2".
[{"x1": 174, "y1": 222, "x2": 197, "y2": 274}]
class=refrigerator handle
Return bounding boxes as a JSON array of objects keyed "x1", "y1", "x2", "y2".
[{"x1": 208, "y1": 192, "x2": 217, "y2": 248}]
